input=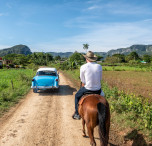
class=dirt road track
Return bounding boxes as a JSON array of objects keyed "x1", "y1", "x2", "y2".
[
  {"x1": 0, "y1": 73, "x2": 104, "y2": 146},
  {"x1": 1, "y1": 72, "x2": 137, "y2": 146}
]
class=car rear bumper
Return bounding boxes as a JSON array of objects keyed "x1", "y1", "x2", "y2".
[{"x1": 31, "y1": 86, "x2": 59, "y2": 89}]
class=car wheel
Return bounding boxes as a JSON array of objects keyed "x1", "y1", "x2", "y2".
[
  {"x1": 56, "y1": 87, "x2": 59, "y2": 92},
  {"x1": 33, "y1": 88, "x2": 38, "y2": 93}
]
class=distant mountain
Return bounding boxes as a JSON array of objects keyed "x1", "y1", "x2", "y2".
[
  {"x1": 48, "y1": 52, "x2": 73, "y2": 58},
  {"x1": 48, "y1": 45, "x2": 152, "y2": 58},
  {"x1": 1, "y1": 44, "x2": 152, "y2": 58},
  {"x1": 94, "y1": 52, "x2": 107, "y2": 58},
  {"x1": 0, "y1": 45, "x2": 32, "y2": 56},
  {"x1": 107, "y1": 44, "x2": 152, "y2": 56},
  {"x1": 47, "y1": 52, "x2": 107, "y2": 58}
]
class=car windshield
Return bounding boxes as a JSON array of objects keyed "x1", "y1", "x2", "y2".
[{"x1": 37, "y1": 71, "x2": 57, "y2": 76}]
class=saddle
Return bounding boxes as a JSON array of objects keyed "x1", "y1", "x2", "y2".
[
  {"x1": 78, "y1": 93, "x2": 106, "y2": 116},
  {"x1": 78, "y1": 95, "x2": 88, "y2": 105},
  {"x1": 79, "y1": 93, "x2": 100, "y2": 105}
]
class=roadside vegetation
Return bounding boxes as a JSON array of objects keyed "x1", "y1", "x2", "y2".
[
  {"x1": 60, "y1": 68, "x2": 152, "y2": 142},
  {"x1": 0, "y1": 69, "x2": 35, "y2": 116},
  {"x1": 102, "y1": 65, "x2": 152, "y2": 72}
]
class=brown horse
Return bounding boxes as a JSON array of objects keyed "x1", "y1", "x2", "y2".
[{"x1": 78, "y1": 94, "x2": 110, "y2": 146}]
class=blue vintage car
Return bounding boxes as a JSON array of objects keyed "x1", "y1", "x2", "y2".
[{"x1": 31, "y1": 67, "x2": 59, "y2": 93}]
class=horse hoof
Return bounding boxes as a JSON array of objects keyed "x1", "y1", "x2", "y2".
[{"x1": 82, "y1": 134, "x2": 87, "y2": 137}]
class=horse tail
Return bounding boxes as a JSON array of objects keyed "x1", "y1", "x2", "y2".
[{"x1": 97, "y1": 102, "x2": 107, "y2": 145}]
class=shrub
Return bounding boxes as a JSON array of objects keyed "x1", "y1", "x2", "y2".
[{"x1": 102, "y1": 82, "x2": 152, "y2": 130}]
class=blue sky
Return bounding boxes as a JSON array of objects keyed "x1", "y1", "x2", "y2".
[{"x1": 0, "y1": 0, "x2": 152, "y2": 52}]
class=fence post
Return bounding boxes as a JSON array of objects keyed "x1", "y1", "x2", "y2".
[{"x1": 11, "y1": 80, "x2": 14, "y2": 90}]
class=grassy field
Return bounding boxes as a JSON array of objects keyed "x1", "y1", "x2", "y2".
[
  {"x1": 102, "y1": 71, "x2": 152, "y2": 100},
  {"x1": 102, "y1": 65, "x2": 152, "y2": 72},
  {"x1": 62, "y1": 66, "x2": 152, "y2": 100},
  {"x1": 0, "y1": 69, "x2": 35, "y2": 116}
]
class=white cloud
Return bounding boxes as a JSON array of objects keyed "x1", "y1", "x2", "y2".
[
  {"x1": 34, "y1": 20, "x2": 152, "y2": 53},
  {"x1": 87, "y1": 0, "x2": 102, "y2": 4},
  {"x1": 87, "y1": 5, "x2": 100, "y2": 10},
  {"x1": 64, "y1": 15, "x2": 99, "y2": 28},
  {"x1": 85, "y1": 1, "x2": 152, "y2": 16},
  {"x1": 0, "y1": 13, "x2": 5, "y2": 16},
  {"x1": 1, "y1": 0, "x2": 152, "y2": 53},
  {"x1": 65, "y1": 0, "x2": 152, "y2": 29},
  {"x1": 0, "y1": 12, "x2": 8, "y2": 17},
  {"x1": 143, "y1": 19, "x2": 152, "y2": 22},
  {"x1": 106, "y1": 2, "x2": 152, "y2": 15}
]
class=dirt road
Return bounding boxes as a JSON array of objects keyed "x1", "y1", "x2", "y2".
[
  {"x1": 0, "y1": 73, "x2": 104, "y2": 146},
  {"x1": 0, "y1": 72, "x2": 135, "y2": 146}
]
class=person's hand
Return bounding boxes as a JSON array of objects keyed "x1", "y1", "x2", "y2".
[
  {"x1": 80, "y1": 82, "x2": 85, "y2": 88},
  {"x1": 81, "y1": 83, "x2": 85, "y2": 87}
]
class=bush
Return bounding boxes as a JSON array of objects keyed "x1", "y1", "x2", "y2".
[
  {"x1": 102, "y1": 81, "x2": 152, "y2": 130},
  {"x1": 128, "y1": 60, "x2": 140, "y2": 65},
  {"x1": 26, "y1": 63, "x2": 38, "y2": 71}
]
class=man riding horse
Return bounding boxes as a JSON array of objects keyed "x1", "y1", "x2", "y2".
[{"x1": 72, "y1": 51, "x2": 102, "y2": 120}]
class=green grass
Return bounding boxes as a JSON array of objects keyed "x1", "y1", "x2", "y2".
[
  {"x1": 62, "y1": 69, "x2": 80, "y2": 81},
  {"x1": 102, "y1": 65, "x2": 152, "y2": 72},
  {"x1": 0, "y1": 69, "x2": 35, "y2": 116},
  {"x1": 102, "y1": 82, "x2": 152, "y2": 140}
]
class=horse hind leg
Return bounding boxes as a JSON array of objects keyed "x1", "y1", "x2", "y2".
[
  {"x1": 87, "y1": 124, "x2": 96, "y2": 146},
  {"x1": 82, "y1": 118, "x2": 87, "y2": 137}
]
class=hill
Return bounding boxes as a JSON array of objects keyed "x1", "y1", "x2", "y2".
[
  {"x1": 94, "y1": 52, "x2": 107, "y2": 58},
  {"x1": 107, "y1": 44, "x2": 152, "y2": 56},
  {"x1": 0, "y1": 45, "x2": 32, "y2": 56},
  {"x1": 48, "y1": 52, "x2": 73, "y2": 58},
  {"x1": 47, "y1": 45, "x2": 152, "y2": 58},
  {"x1": 47, "y1": 52, "x2": 107, "y2": 58},
  {"x1": 48, "y1": 45, "x2": 152, "y2": 58},
  {"x1": 1, "y1": 44, "x2": 152, "y2": 58}
]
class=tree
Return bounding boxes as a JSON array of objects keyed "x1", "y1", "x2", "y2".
[
  {"x1": 69, "y1": 52, "x2": 85, "y2": 62},
  {"x1": 96, "y1": 55, "x2": 103, "y2": 61},
  {"x1": 30, "y1": 52, "x2": 53, "y2": 65},
  {"x1": 3, "y1": 54, "x2": 29, "y2": 65},
  {"x1": 64, "y1": 52, "x2": 86, "y2": 70},
  {"x1": 54, "y1": 55, "x2": 61, "y2": 60},
  {"x1": 14, "y1": 55, "x2": 29, "y2": 65},
  {"x1": 45, "y1": 53, "x2": 53, "y2": 62},
  {"x1": 112, "y1": 54, "x2": 125, "y2": 63},
  {"x1": 143, "y1": 55, "x2": 151, "y2": 63},
  {"x1": 83, "y1": 44, "x2": 89, "y2": 53},
  {"x1": 105, "y1": 56, "x2": 120, "y2": 64},
  {"x1": 125, "y1": 51, "x2": 140, "y2": 62}
]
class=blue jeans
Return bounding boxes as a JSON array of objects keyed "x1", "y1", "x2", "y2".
[{"x1": 75, "y1": 87, "x2": 101, "y2": 114}]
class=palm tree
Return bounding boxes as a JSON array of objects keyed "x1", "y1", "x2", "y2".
[{"x1": 83, "y1": 43, "x2": 89, "y2": 53}]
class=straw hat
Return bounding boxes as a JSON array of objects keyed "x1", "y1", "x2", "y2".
[{"x1": 83, "y1": 51, "x2": 97, "y2": 62}]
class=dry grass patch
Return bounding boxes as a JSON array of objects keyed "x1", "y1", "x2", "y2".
[{"x1": 103, "y1": 71, "x2": 152, "y2": 100}]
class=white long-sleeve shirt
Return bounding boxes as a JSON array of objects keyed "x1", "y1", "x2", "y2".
[{"x1": 80, "y1": 62, "x2": 102, "y2": 91}]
